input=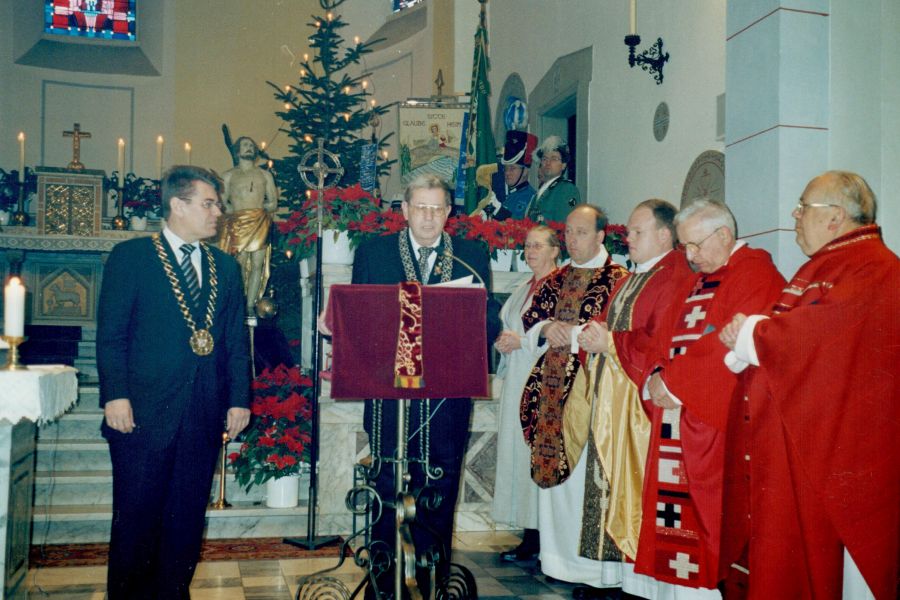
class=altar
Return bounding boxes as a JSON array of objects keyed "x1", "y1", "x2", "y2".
[{"x1": 0, "y1": 366, "x2": 78, "y2": 600}]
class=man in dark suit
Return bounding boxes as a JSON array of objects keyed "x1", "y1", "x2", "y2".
[
  {"x1": 346, "y1": 174, "x2": 499, "y2": 596},
  {"x1": 97, "y1": 165, "x2": 251, "y2": 599}
]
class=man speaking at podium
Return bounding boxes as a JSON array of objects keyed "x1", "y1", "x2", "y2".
[{"x1": 347, "y1": 173, "x2": 500, "y2": 595}]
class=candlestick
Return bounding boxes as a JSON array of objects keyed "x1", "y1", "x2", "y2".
[
  {"x1": 117, "y1": 138, "x2": 125, "y2": 187},
  {"x1": 4, "y1": 277, "x2": 25, "y2": 338},
  {"x1": 156, "y1": 135, "x2": 164, "y2": 179},
  {"x1": 184, "y1": 142, "x2": 192, "y2": 165},
  {"x1": 17, "y1": 132, "x2": 25, "y2": 183},
  {"x1": 629, "y1": 0, "x2": 637, "y2": 35}
]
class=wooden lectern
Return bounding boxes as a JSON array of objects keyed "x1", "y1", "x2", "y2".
[{"x1": 326, "y1": 283, "x2": 487, "y2": 600}]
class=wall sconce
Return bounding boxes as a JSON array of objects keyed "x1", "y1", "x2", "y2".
[{"x1": 625, "y1": 35, "x2": 669, "y2": 85}]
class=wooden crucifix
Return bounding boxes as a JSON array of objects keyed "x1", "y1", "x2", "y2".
[{"x1": 63, "y1": 123, "x2": 92, "y2": 171}]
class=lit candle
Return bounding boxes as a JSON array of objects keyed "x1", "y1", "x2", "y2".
[
  {"x1": 184, "y1": 142, "x2": 192, "y2": 165},
  {"x1": 117, "y1": 138, "x2": 125, "y2": 187},
  {"x1": 156, "y1": 135, "x2": 164, "y2": 179},
  {"x1": 17, "y1": 132, "x2": 25, "y2": 183},
  {"x1": 4, "y1": 277, "x2": 25, "y2": 338},
  {"x1": 629, "y1": 0, "x2": 637, "y2": 35}
]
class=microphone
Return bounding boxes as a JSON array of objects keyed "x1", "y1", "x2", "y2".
[{"x1": 441, "y1": 251, "x2": 487, "y2": 288}]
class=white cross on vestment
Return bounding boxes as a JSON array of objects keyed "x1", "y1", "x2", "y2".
[
  {"x1": 669, "y1": 552, "x2": 700, "y2": 579},
  {"x1": 683, "y1": 305, "x2": 707, "y2": 328},
  {"x1": 593, "y1": 469, "x2": 611, "y2": 510}
]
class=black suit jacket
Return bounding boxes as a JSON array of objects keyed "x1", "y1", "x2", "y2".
[
  {"x1": 350, "y1": 232, "x2": 501, "y2": 343},
  {"x1": 97, "y1": 235, "x2": 250, "y2": 448}
]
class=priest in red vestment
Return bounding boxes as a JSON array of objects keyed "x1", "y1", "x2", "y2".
[
  {"x1": 719, "y1": 171, "x2": 899, "y2": 600},
  {"x1": 636, "y1": 200, "x2": 785, "y2": 596},
  {"x1": 572, "y1": 199, "x2": 692, "y2": 598}
]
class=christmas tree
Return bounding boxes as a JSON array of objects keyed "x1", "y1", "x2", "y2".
[{"x1": 269, "y1": 0, "x2": 395, "y2": 211}]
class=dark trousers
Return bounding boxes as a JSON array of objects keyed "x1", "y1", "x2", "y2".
[
  {"x1": 364, "y1": 397, "x2": 472, "y2": 597},
  {"x1": 106, "y1": 415, "x2": 220, "y2": 600}
]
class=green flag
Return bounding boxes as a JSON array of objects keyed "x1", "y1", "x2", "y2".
[{"x1": 463, "y1": 1, "x2": 496, "y2": 215}]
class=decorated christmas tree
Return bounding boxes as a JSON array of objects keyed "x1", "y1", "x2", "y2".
[{"x1": 269, "y1": 0, "x2": 395, "y2": 211}]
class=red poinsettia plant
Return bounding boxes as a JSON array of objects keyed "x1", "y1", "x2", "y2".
[
  {"x1": 604, "y1": 223, "x2": 629, "y2": 257},
  {"x1": 276, "y1": 183, "x2": 381, "y2": 259},
  {"x1": 228, "y1": 364, "x2": 313, "y2": 490}
]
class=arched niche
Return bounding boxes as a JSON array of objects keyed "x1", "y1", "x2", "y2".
[
  {"x1": 493, "y1": 73, "x2": 527, "y2": 146},
  {"x1": 528, "y1": 47, "x2": 592, "y2": 193}
]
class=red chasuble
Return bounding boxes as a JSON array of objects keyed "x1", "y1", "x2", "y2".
[
  {"x1": 720, "y1": 225, "x2": 900, "y2": 599},
  {"x1": 634, "y1": 245, "x2": 784, "y2": 589},
  {"x1": 520, "y1": 260, "x2": 627, "y2": 488}
]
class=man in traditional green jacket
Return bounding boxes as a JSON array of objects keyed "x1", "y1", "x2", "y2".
[{"x1": 526, "y1": 135, "x2": 581, "y2": 223}]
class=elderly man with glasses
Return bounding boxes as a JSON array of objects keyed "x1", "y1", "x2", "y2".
[
  {"x1": 632, "y1": 199, "x2": 784, "y2": 598},
  {"x1": 718, "y1": 171, "x2": 899, "y2": 599}
]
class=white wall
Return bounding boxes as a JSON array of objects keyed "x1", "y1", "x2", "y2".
[{"x1": 489, "y1": 0, "x2": 726, "y2": 225}]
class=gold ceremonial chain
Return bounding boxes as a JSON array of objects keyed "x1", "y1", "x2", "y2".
[{"x1": 152, "y1": 234, "x2": 219, "y2": 356}]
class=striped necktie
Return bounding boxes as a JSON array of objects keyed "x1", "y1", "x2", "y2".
[
  {"x1": 180, "y1": 244, "x2": 201, "y2": 306},
  {"x1": 418, "y1": 246, "x2": 433, "y2": 283}
]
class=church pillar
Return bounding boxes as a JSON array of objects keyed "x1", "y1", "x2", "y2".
[{"x1": 725, "y1": 3, "x2": 829, "y2": 277}]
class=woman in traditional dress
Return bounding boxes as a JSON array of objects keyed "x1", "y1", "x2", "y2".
[{"x1": 492, "y1": 225, "x2": 560, "y2": 561}]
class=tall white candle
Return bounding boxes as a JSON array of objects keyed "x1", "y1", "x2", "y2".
[
  {"x1": 17, "y1": 132, "x2": 25, "y2": 183},
  {"x1": 117, "y1": 138, "x2": 125, "y2": 187},
  {"x1": 4, "y1": 277, "x2": 25, "y2": 338},
  {"x1": 156, "y1": 135, "x2": 164, "y2": 179},
  {"x1": 629, "y1": 0, "x2": 637, "y2": 35},
  {"x1": 184, "y1": 142, "x2": 192, "y2": 165}
]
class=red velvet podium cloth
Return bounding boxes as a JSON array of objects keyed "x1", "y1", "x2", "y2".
[{"x1": 326, "y1": 284, "x2": 489, "y2": 399}]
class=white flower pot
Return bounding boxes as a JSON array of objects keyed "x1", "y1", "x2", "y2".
[
  {"x1": 0, "y1": 210, "x2": 10, "y2": 226},
  {"x1": 321, "y1": 229, "x2": 355, "y2": 265},
  {"x1": 491, "y1": 248, "x2": 514, "y2": 272},
  {"x1": 130, "y1": 216, "x2": 148, "y2": 231},
  {"x1": 265, "y1": 474, "x2": 300, "y2": 508}
]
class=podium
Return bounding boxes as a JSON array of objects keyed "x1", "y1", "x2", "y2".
[{"x1": 320, "y1": 284, "x2": 486, "y2": 600}]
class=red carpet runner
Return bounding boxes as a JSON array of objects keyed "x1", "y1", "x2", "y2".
[{"x1": 30, "y1": 537, "x2": 347, "y2": 568}]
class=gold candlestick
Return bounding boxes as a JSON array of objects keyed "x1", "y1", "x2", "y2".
[
  {"x1": 2, "y1": 336, "x2": 26, "y2": 370},
  {"x1": 11, "y1": 183, "x2": 28, "y2": 226},
  {"x1": 111, "y1": 185, "x2": 127, "y2": 230},
  {"x1": 210, "y1": 431, "x2": 232, "y2": 509}
]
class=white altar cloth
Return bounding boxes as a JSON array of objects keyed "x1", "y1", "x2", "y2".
[{"x1": 0, "y1": 366, "x2": 79, "y2": 425}]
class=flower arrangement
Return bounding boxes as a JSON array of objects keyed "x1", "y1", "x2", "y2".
[
  {"x1": 604, "y1": 223, "x2": 629, "y2": 257},
  {"x1": 276, "y1": 183, "x2": 381, "y2": 259},
  {"x1": 105, "y1": 173, "x2": 162, "y2": 218},
  {"x1": 0, "y1": 168, "x2": 36, "y2": 211},
  {"x1": 445, "y1": 215, "x2": 540, "y2": 259},
  {"x1": 228, "y1": 364, "x2": 314, "y2": 490}
]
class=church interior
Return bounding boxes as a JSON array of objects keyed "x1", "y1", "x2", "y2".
[{"x1": 0, "y1": 0, "x2": 897, "y2": 598}]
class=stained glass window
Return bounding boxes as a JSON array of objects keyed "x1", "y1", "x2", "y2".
[{"x1": 44, "y1": 0, "x2": 136, "y2": 42}]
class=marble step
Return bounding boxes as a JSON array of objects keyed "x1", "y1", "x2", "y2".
[
  {"x1": 38, "y1": 411, "x2": 103, "y2": 441},
  {"x1": 34, "y1": 470, "x2": 269, "y2": 506},
  {"x1": 36, "y1": 439, "x2": 246, "y2": 471},
  {"x1": 31, "y1": 502, "x2": 320, "y2": 545}
]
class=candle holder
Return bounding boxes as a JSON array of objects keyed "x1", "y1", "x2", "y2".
[
  {"x1": 111, "y1": 185, "x2": 128, "y2": 231},
  {"x1": 2, "y1": 335, "x2": 27, "y2": 370},
  {"x1": 624, "y1": 34, "x2": 670, "y2": 85},
  {"x1": 210, "y1": 431, "x2": 232, "y2": 509},
  {"x1": 11, "y1": 182, "x2": 28, "y2": 226}
]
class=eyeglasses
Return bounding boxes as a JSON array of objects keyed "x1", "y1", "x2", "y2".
[
  {"x1": 677, "y1": 226, "x2": 722, "y2": 254},
  {"x1": 794, "y1": 201, "x2": 840, "y2": 215},
  {"x1": 179, "y1": 197, "x2": 223, "y2": 211},
  {"x1": 407, "y1": 203, "x2": 447, "y2": 215},
  {"x1": 524, "y1": 242, "x2": 551, "y2": 250},
  {"x1": 540, "y1": 155, "x2": 562, "y2": 163}
]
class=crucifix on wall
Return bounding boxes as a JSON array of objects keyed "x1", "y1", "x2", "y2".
[{"x1": 63, "y1": 123, "x2": 92, "y2": 171}]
